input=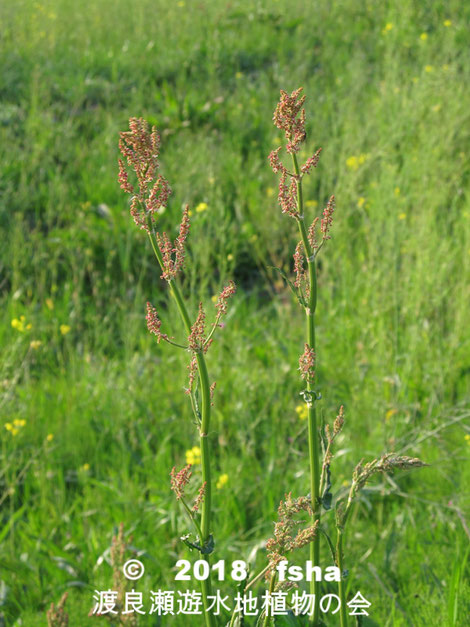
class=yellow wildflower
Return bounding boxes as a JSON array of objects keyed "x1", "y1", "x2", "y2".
[
  {"x1": 186, "y1": 446, "x2": 201, "y2": 465},
  {"x1": 11, "y1": 315, "x2": 31, "y2": 332},
  {"x1": 211, "y1": 295, "x2": 218, "y2": 304},
  {"x1": 46, "y1": 433, "x2": 54, "y2": 442},
  {"x1": 357, "y1": 197, "x2": 366, "y2": 208},
  {"x1": 465, "y1": 434, "x2": 470, "y2": 444},
  {"x1": 295, "y1": 404, "x2": 308, "y2": 420},
  {"x1": 45, "y1": 298, "x2": 54, "y2": 310},
  {"x1": 216, "y1": 473, "x2": 229, "y2": 489},
  {"x1": 394, "y1": 187, "x2": 401, "y2": 196},
  {"x1": 60, "y1": 324, "x2": 71, "y2": 335},
  {"x1": 227, "y1": 253, "x2": 234, "y2": 262},
  {"x1": 382, "y1": 23, "x2": 393, "y2": 34},
  {"x1": 420, "y1": 32, "x2": 428, "y2": 41},
  {"x1": 235, "y1": 71, "x2": 243, "y2": 79},
  {"x1": 443, "y1": 20, "x2": 452, "y2": 27},
  {"x1": 266, "y1": 187, "x2": 275, "y2": 197},
  {"x1": 305, "y1": 199, "x2": 318, "y2": 209},
  {"x1": 13, "y1": 419, "x2": 26, "y2": 427},
  {"x1": 346, "y1": 156, "x2": 359, "y2": 170},
  {"x1": 398, "y1": 213, "x2": 407, "y2": 220},
  {"x1": 425, "y1": 65, "x2": 434, "y2": 73},
  {"x1": 386, "y1": 409, "x2": 398, "y2": 422},
  {"x1": 81, "y1": 463, "x2": 90, "y2": 471},
  {"x1": 195, "y1": 202, "x2": 208, "y2": 213},
  {"x1": 30, "y1": 340, "x2": 42, "y2": 350}
]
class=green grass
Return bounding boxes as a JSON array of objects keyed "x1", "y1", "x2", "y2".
[{"x1": 1, "y1": 0, "x2": 469, "y2": 625}]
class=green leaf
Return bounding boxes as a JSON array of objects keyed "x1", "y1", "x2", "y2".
[
  {"x1": 201, "y1": 534, "x2": 215, "y2": 555},
  {"x1": 321, "y1": 464, "x2": 333, "y2": 510}
]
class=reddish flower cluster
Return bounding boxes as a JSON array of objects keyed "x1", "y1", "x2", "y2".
[
  {"x1": 146, "y1": 302, "x2": 168, "y2": 343},
  {"x1": 118, "y1": 117, "x2": 171, "y2": 231},
  {"x1": 278, "y1": 171, "x2": 300, "y2": 218},
  {"x1": 210, "y1": 381, "x2": 216, "y2": 405},
  {"x1": 301, "y1": 148, "x2": 322, "y2": 175},
  {"x1": 268, "y1": 147, "x2": 285, "y2": 174},
  {"x1": 188, "y1": 303, "x2": 209, "y2": 353},
  {"x1": 215, "y1": 280, "x2": 236, "y2": 317},
  {"x1": 269, "y1": 89, "x2": 323, "y2": 220},
  {"x1": 192, "y1": 482, "x2": 206, "y2": 513},
  {"x1": 170, "y1": 465, "x2": 192, "y2": 500},
  {"x1": 156, "y1": 205, "x2": 191, "y2": 281},
  {"x1": 293, "y1": 242, "x2": 305, "y2": 289},
  {"x1": 266, "y1": 493, "x2": 318, "y2": 575},
  {"x1": 299, "y1": 343, "x2": 315, "y2": 383},
  {"x1": 186, "y1": 355, "x2": 198, "y2": 396},
  {"x1": 308, "y1": 216, "x2": 319, "y2": 249},
  {"x1": 273, "y1": 88, "x2": 306, "y2": 154},
  {"x1": 185, "y1": 303, "x2": 211, "y2": 395},
  {"x1": 321, "y1": 195, "x2": 335, "y2": 241}
]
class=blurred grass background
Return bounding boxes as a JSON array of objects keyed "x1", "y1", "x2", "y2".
[{"x1": 1, "y1": 0, "x2": 469, "y2": 624}]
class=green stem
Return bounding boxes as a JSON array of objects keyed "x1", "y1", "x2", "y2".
[
  {"x1": 336, "y1": 529, "x2": 348, "y2": 627},
  {"x1": 292, "y1": 154, "x2": 321, "y2": 626},
  {"x1": 228, "y1": 564, "x2": 271, "y2": 627},
  {"x1": 147, "y1": 221, "x2": 215, "y2": 627},
  {"x1": 262, "y1": 573, "x2": 278, "y2": 627}
]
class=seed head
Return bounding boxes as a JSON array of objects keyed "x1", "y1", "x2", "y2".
[
  {"x1": 266, "y1": 492, "x2": 318, "y2": 576},
  {"x1": 170, "y1": 465, "x2": 192, "y2": 500},
  {"x1": 321, "y1": 195, "x2": 335, "y2": 241},
  {"x1": 293, "y1": 242, "x2": 306, "y2": 289},
  {"x1": 301, "y1": 148, "x2": 322, "y2": 175},
  {"x1": 118, "y1": 117, "x2": 171, "y2": 232},
  {"x1": 156, "y1": 205, "x2": 191, "y2": 281},
  {"x1": 192, "y1": 482, "x2": 206, "y2": 513},
  {"x1": 273, "y1": 88, "x2": 306, "y2": 154},
  {"x1": 215, "y1": 280, "x2": 236, "y2": 317},
  {"x1": 146, "y1": 302, "x2": 168, "y2": 343},
  {"x1": 188, "y1": 303, "x2": 208, "y2": 353},
  {"x1": 299, "y1": 343, "x2": 315, "y2": 383}
]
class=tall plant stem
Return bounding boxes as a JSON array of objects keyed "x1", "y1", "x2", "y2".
[
  {"x1": 336, "y1": 529, "x2": 348, "y2": 627},
  {"x1": 262, "y1": 573, "x2": 278, "y2": 627},
  {"x1": 292, "y1": 154, "x2": 321, "y2": 626},
  {"x1": 147, "y1": 221, "x2": 215, "y2": 627}
]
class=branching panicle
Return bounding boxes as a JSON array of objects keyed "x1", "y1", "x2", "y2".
[
  {"x1": 321, "y1": 195, "x2": 335, "y2": 241},
  {"x1": 118, "y1": 117, "x2": 171, "y2": 232},
  {"x1": 170, "y1": 465, "x2": 193, "y2": 501},
  {"x1": 215, "y1": 280, "x2": 236, "y2": 317},
  {"x1": 266, "y1": 493, "x2": 318, "y2": 575},
  {"x1": 188, "y1": 303, "x2": 208, "y2": 353},
  {"x1": 299, "y1": 343, "x2": 315, "y2": 383},
  {"x1": 146, "y1": 302, "x2": 168, "y2": 343}
]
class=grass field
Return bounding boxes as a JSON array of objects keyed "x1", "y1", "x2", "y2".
[{"x1": 1, "y1": 0, "x2": 470, "y2": 625}]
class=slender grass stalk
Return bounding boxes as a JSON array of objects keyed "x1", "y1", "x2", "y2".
[
  {"x1": 334, "y1": 454, "x2": 427, "y2": 626},
  {"x1": 335, "y1": 520, "x2": 349, "y2": 627}
]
